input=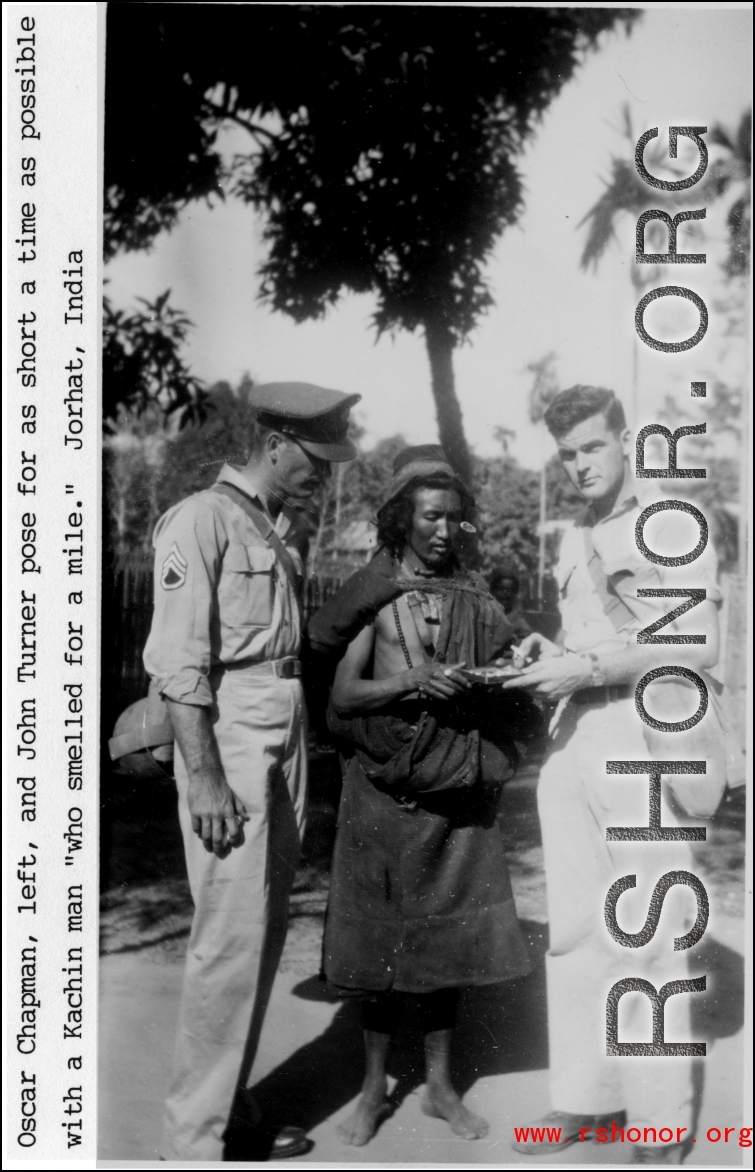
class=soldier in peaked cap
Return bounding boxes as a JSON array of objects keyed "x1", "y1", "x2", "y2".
[{"x1": 143, "y1": 382, "x2": 360, "y2": 1161}]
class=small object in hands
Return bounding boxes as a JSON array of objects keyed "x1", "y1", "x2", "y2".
[
  {"x1": 462, "y1": 665, "x2": 523, "y2": 684},
  {"x1": 460, "y1": 521, "x2": 477, "y2": 533},
  {"x1": 510, "y1": 644, "x2": 528, "y2": 670}
]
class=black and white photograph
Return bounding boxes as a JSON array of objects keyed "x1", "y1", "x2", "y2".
[
  {"x1": 3, "y1": 2, "x2": 751, "y2": 1167},
  {"x1": 98, "y1": 4, "x2": 751, "y2": 1165}
]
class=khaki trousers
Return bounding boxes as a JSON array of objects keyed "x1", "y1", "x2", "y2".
[
  {"x1": 538, "y1": 698, "x2": 696, "y2": 1131},
  {"x1": 163, "y1": 669, "x2": 307, "y2": 1161}
]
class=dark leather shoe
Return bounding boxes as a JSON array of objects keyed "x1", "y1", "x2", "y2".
[
  {"x1": 268, "y1": 1125, "x2": 310, "y2": 1160},
  {"x1": 511, "y1": 1110, "x2": 627, "y2": 1153}
]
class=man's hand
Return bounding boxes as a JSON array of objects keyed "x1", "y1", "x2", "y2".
[
  {"x1": 503, "y1": 652, "x2": 592, "y2": 699},
  {"x1": 410, "y1": 661, "x2": 471, "y2": 701},
  {"x1": 187, "y1": 774, "x2": 249, "y2": 858},
  {"x1": 166, "y1": 699, "x2": 250, "y2": 858},
  {"x1": 511, "y1": 632, "x2": 563, "y2": 666}
]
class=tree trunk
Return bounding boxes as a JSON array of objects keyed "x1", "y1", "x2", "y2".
[
  {"x1": 424, "y1": 320, "x2": 473, "y2": 487},
  {"x1": 424, "y1": 320, "x2": 481, "y2": 567}
]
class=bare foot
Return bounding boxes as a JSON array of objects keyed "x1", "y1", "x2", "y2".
[
  {"x1": 336, "y1": 1093, "x2": 391, "y2": 1146},
  {"x1": 421, "y1": 1085, "x2": 489, "y2": 1139}
]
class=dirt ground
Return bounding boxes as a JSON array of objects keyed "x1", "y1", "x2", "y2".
[{"x1": 98, "y1": 749, "x2": 748, "y2": 1165}]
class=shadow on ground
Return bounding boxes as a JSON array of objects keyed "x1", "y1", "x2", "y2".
[
  {"x1": 229, "y1": 926, "x2": 745, "y2": 1160},
  {"x1": 225, "y1": 918, "x2": 549, "y2": 1159},
  {"x1": 689, "y1": 934, "x2": 745, "y2": 1040},
  {"x1": 99, "y1": 744, "x2": 746, "y2": 1162}
]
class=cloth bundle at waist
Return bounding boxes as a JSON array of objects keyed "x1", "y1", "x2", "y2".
[{"x1": 328, "y1": 690, "x2": 522, "y2": 794}]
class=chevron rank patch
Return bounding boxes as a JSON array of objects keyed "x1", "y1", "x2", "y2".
[{"x1": 161, "y1": 542, "x2": 188, "y2": 590}]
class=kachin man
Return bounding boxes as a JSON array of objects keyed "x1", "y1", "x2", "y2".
[{"x1": 307, "y1": 445, "x2": 535, "y2": 1147}]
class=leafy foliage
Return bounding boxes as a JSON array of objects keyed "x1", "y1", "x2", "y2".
[
  {"x1": 105, "y1": 376, "x2": 584, "y2": 582},
  {"x1": 103, "y1": 405, "x2": 168, "y2": 562},
  {"x1": 103, "y1": 291, "x2": 205, "y2": 427},
  {"x1": 526, "y1": 351, "x2": 560, "y2": 425},
  {"x1": 105, "y1": 7, "x2": 639, "y2": 297},
  {"x1": 104, "y1": 7, "x2": 638, "y2": 474},
  {"x1": 579, "y1": 107, "x2": 690, "y2": 273},
  {"x1": 580, "y1": 105, "x2": 751, "y2": 277},
  {"x1": 578, "y1": 107, "x2": 750, "y2": 572},
  {"x1": 707, "y1": 111, "x2": 752, "y2": 278},
  {"x1": 654, "y1": 382, "x2": 744, "y2": 570}
]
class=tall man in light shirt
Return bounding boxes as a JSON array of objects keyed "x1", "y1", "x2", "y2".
[
  {"x1": 144, "y1": 382, "x2": 359, "y2": 1161},
  {"x1": 506, "y1": 386, "x2": 720, "y2": 1166}
]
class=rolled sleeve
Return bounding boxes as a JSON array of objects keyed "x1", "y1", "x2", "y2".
[
  {"x1": 143, "y1": 498, "x2": 224, "y2": 707},
  {"x1": 157, "y1": 668, "x2": 214, "y2": 707}
]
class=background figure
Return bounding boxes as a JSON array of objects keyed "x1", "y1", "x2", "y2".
[
  {"x1": 308, "y1": 447, "x2": 532, "y2": 1147},
  {"x1": 488, "y1": 567, "x2": 533, "y2": 644},
  {"x1": 144, "y1": 383, "x2": 359, "y2": 1161}
]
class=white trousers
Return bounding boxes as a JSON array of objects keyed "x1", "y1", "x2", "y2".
[
  {"x1": 538, "y1": 698, "x2": 697, "y2": 1132},
  {"x1": 163, "y1": 670, "x2": 307, "y2": 1161}
]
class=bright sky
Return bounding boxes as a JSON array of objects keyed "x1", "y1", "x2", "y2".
[{"x1": 105, "y1": 4, "x2": 751, "y2": 469}]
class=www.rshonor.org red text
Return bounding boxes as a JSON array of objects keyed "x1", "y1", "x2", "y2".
[{"x1": 512, "y1": 1123, "x2": 753, "y2": 1146}]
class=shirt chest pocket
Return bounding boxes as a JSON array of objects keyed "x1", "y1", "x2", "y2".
[{"x1": 221, "y1": 543, "x2": 277, "y2": 629}]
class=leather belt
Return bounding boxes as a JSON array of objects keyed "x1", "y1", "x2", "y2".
[
  {"x1": 227, "y1": 657, "x2": 302, "y2": 679},
  {"x1": 571, "y1": 684, "x2": 631, "y2": 707}
]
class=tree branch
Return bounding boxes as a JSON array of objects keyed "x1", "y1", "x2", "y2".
[{"x1": 201, "y1": 100, "x2": 279, "y2": 143}]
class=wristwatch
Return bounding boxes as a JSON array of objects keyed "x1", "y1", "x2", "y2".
[{"x1": 582, "y1": 651, "x2": 606, "y2": 687}]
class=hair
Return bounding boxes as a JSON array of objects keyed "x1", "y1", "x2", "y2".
[
  {"x1": 543, "y1": 385, "x2": 627, "y2": 439},
  {"x1": 234, "y1": 402, "x2": 271, "y2": 459},
  {"x1": 489, "y1": 567, "x2": 520, "y2": 594},
  {"x1": 376, "y1": 473, "x2": 474, "y2": 559},
  {"x1": 248, "y1": 421, "x2": 277, "y2": 456}
]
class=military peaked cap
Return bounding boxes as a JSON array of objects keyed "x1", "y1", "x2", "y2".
[{"x1": 249, "y1": 381, "x2": 361, "y2": 461}]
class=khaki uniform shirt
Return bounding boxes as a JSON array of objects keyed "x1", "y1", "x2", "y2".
[
  {"x1": 556, "y1": 476, "x2": 721, "y2": 656},
  {"x1": 143, "y1": 464, "x2": 308, "y2": 707}
]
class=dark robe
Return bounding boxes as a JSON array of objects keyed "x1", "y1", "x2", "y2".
[{"x1": 308, "y1": 549, "x2": 534, "y2": 995}]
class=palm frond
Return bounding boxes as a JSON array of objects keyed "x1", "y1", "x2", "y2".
[{"x1": 578, "y1": 158, "x2": 647, "y2": 269}]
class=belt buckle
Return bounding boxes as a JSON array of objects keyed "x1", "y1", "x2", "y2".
[{"x1": 278, "y1": 657, "x2": 298, "y2": 679}]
